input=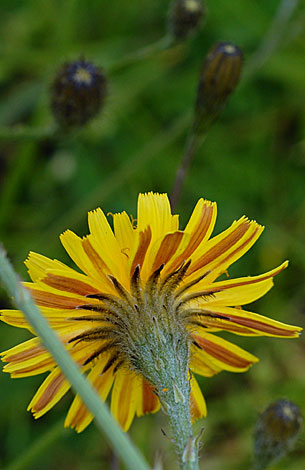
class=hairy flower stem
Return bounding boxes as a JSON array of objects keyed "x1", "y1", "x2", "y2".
[
  {"x1": 160, "y1": 386, "x2": 199, "y2": 470},
  {"x1": 134, "y1": 318, "x2": 199, "y2": 470}
]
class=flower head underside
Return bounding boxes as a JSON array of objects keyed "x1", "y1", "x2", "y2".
[{"x1": 0, "y1": 193, "x2": 301, "y2": 432}]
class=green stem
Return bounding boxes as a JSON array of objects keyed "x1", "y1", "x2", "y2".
[
  {"x1": 134, "y1": 313, "x2": 200, "y2": 469},
  {"x1": 170, "y1": 132, "x2": 205, "y2": 211},
  {"x1": 0, "y1": 247, "x2": 150, "y2": 470},
  {"x1": 108, "y1": 35, "x2": 174, "y2": 75},
  {"x1": 162, "y1": 394, "x2": 199, "y2": 470}
]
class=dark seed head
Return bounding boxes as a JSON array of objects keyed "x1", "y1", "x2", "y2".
[
  {"x1": 51, "y1": 59, "x2": 107, "y2": 127},
  {"x1": 254, "y1": 399, "x2": 303, "y2": 469},
  {"x1": 169, "y1": 0, "x2": 206, "y2": 41},
  {"x1": 194, "y1": 41, "x2": 243, "y2": 133}
]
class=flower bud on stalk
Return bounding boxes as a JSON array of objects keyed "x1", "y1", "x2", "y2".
[
  {"x1": 169, "y1": 0, "x2": 206, "y2": 41},
  {"x1": 193, "y1": 41, "x2": 242, "y2": 134},
  {"x1": 254, "y1": 399, "x2": 303, "y2": 470},
  {"x1": 51, "y1": 59, "x2": 107, "y2": 127}
]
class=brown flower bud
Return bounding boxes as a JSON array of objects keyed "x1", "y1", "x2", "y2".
[
  {"x1": 169, "y1": 0, "x2": 206, "y2": 41},
  {"x1": 194, "y1": 41, "x2": 242, "y2": 133},
  {"x1": 254, "y1": 399, "x2": 303, "y2": 470},
  {"x1": 51, "y1": 59, "x2": 107, "y2": 127}
]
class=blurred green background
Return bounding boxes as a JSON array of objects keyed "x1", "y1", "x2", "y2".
[{"x1": 0, "y1": 0, "x2": 305, "y2": 469}]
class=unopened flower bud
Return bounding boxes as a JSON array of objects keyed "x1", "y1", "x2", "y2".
[
  {"x1": 169, "y1": 0, "x2": 206, "y2": 41},
  {"x1": 194, "y1": 41, "x2": 242, "y2": 133},
  {"x1": 254, "y1": 399, "x2": 303, "y2": 470},
  {"x1": 51, "y1": 59, "x2": 107, "y2": 127}
]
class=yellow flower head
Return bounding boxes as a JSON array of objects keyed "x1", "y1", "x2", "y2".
[{"x1": 0, "y1": 193, "x2": 301, "y2": 432}]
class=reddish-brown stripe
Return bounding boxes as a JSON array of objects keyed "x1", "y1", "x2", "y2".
[
  {"x1": 42, "y1": 273, "x2": 99, "y2": 296},
  {"x1": 130, "y1": 226, "x2": 152, "y2": 275},
  {"x1": 151, "y1": 232, "x2": 184, "y2": 272},
  {"x1": 11, "y1": 359, "x2": 54, "y2": 375},
  {"x1": 166, "y1": 205, "x2": 214, "y2": 273},
  {"x1": 192, "y1": 318, "x2": 251, "y2": 335},
  {"x1": 208, "y1": 264, "x2": 286, "y2": 292},
  {"x1": 82, "y1": 238, "x2": 109, "y2": 277},
  {"x1": 188, "y1": 222, "x2": 250, "y2": 275},
  {"x1": 142, "y1": 380, "x2": 158, "y2": 414},
  {"x1": 28, "y1": 287, "x2": 85, "y2": 309},
  {"x1": 209, "y1": 226, "x2": 260, "y2": 273},
  {"x1": 193, "y1": 334, "x2": 253, "y2": 368},
  {"x1": 4, "y1": 344, "x2": 45, "y2": 363},
  {"x1": 226, "y1": 315, "x2": 298, "y2": 337},
  {"x1": 33, "y1": 373, "x2": 66, "y2": 412},
  {"x1": 70, "y1": 402, "x2": 88, "y2": 428}
]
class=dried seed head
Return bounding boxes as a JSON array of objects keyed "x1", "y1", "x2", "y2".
[
  {"x1": 194, "y1": 41, "x2": 243, "y2": 133},
  {"x1": 51, "y1": 59, "x2": 107, "y2": 127},
  {"x1": 169, "y1": 0, "x2": 206, "y2": 41},
  {"x1": 254, "y1": 399, "x2": 303, "y2": 470}
]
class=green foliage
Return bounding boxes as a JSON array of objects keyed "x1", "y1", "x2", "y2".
[{"x1": 0, "y1": 0, "x2": 304, "y2": 469}]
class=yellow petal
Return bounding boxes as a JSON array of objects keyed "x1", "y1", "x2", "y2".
[
  {"x1": 137, "y1": 192, "x2": 178, "y2": 240},
  {"x1": 38, "y1": 269, "x2": 100, "y2": 296},
  {"x1": 196, "y1": 305, "x2": 302, "y2": 338},
  {"x1": 194, "y1": 262, "x2": 288, "y2": 306},
  {"x1": 136, "y1": 377, "x2": 160, "y2": 417},
  {"x1": 28, "y1": 367, "x2": 70, "y2": 418},
  {"x1": 113, "y1": 211, "x2": 136, "y2": 254},
  {"x1": 190, "y1": 375, "x2": 207, "y2": 422},
  {"x1": 87, "y1": 208, "x2": 127, "y2": 283},
  {"x1": 24, "y1": 282, "x2": 90, "y2": 309},
  {"x1": 191, "y1": 331, "x2": 259, "y2": 373},
  {"x1": 60, "y1": 230, "x2": 111, "y2": 290},
  {"x1": 25, "y1": 251, "x2": 74, "y2": 283},
  {"x1": 110, "y1": 370, "x2": 141, "y2": 431},
  {"x1": 187, "y1": 218, "x2": 264, "y2": 282},
  {"x1": 149, "y1": 231, "x2": 184, "y2": 274},
  {"x1": 1, "y1": 338, "x2": 54, "y2": 377},
  {"x1": 190, "y1": 345, "x2": 222, "y2": 377},
  {"x1": 163, "y1": 199, "x2": 217, "y2": 276},
  {"x1": 128, "y1": 226, "x2": 152, "y2": 278},
  {"x1": 65, "y1": 358, "x2": 115, "y2": 432},
  {"x1": 0, "y1": 309, "x2": 33, "y2": 331}
]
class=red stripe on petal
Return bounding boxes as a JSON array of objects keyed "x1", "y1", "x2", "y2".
[
  {"x1": 209, "y1": 263, "x2": 287, "y2": 293},
  {"x1": 141, "y1": 380, "x2": 159, "y2": 415},
  {"x1": 42, "y1": 273, "x2": 99, "y2": 296},
  {"x1": 225, "y1": 315, "x2": 299, "y2": 337},
  {"x1": 193, "y1": 334, "x2": 253, "y2": 369},
  {"x1": 165, "y1": 203, "x2": 215, "y2": 274},
  {"x1": 151, "y1": 232, "x2": 184, "y2": 272},
  {"x1": 4, "y1": 344, "x2": 44, "y2": 363},
  {"x1": 188, "y1": 221, "x2": 250, "y2": 275},
  {"x1": 130, "y1": 227, "x2": 152, "y2": 275},
  {"x1": 82, "y1": 238, "x2": 110, "y2": 277},
  {"x1": 28, "y1": 288, "x2": 84, "y2": 309},
  {"x1": 33, "y1": 373, "x2": 66, "y2": 413}
]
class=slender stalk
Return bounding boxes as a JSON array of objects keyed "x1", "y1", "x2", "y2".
[
  {"x1": 133, "y1": 304, "x2": 200, "y2": 469},
  {"x1": 160, "y1": 392, "x2": 199, "y2": 470},
  {"x1": 244, "y1": 0, "x2": 300, "y2": 79},
  {"x1": 108, "y1": 35, "x2": 174, "y2": 75},
  {"x1": 170, "y1": 132, "x2": 204, "y2": 211},
  {"x1": 0, "y1": 247, "x2": 150, "y2": 470}
]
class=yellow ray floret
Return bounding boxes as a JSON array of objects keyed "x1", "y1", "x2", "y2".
[{"x1": 0, "y1": 192, "x2": 301, "y2": 433}]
